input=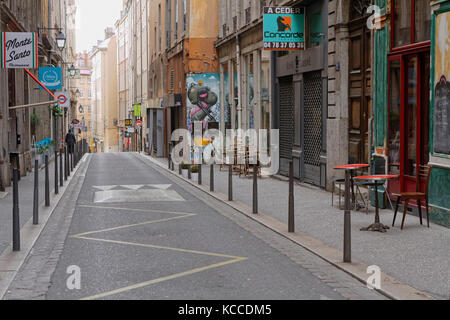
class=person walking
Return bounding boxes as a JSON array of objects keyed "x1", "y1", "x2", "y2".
[{"x1": 65, "y1": 129, "x2": 76, "y2": 154}]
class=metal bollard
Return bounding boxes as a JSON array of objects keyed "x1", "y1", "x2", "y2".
[
  {"x1": 12, "y1": 168, "x2": 20, "y2": 251},
  {"x1": 168, "y1": 153, "x2": 172, "y2": 170},
  {"x1": 70, "y1": 149, "x2": 73, "y2": 172},
  {"x1": 210, "y1": 164, "x2": 214, "y2": 192},
  {"x1": 188, "y1": 165, "x2": 192, "y2": 180},
  {"x1": 179, "y1": 163, "x2": 182, "y2": 175},
  {"x1": 253, "y1": 164, "x2": 258, "y2": 214},
  {"x1": 74, "y1": 143, "x2": 78, "y2": 166},
  {"x1": 344, "y1": 170, "x2": 352, "y2": 263},
  {"x1": 45, "y1": 155, "x2": 50, "y2": 207},
  {"x1": 60, "y1": 148, "x2": 63, "y2": 187},
  {"x1": 228, "y1": 164, "x2": 233, "y2": 201},
  {"x1": 198, "y1": 165, "x2": 202, "y2": 186},
  {"x1": 64, "y1": 146, "x2": 68, "y2": 181},
  {"x1": 33, "y1": 159, "x2": 39, "y2": 225},
  {"x1": 54, "y1": 151, "x2": 59, "y2": 195},
  {"x1": 288, "y1": 161, "x2": 295, "y2": 233}
]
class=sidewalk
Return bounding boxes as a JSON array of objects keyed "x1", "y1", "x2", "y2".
[
  {"x1": 148, "y1": 155, "x2": 449, "y2": 300},
  {"x1": 0, "y1": 155, "x2": 63, "y2": 255}
]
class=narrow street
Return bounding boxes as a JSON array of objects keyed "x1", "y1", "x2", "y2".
[{"x1": 4, "y1": 153, "x2": 384, "y2": 300}]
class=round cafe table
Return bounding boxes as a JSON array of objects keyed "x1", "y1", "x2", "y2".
[
  {"x1": 334, "y1": 164, "x2": 369, "y2": 263},
  {"x1": 353, "y1": 175, "x2": 399, "y2": 233},
  {"x1": 334, "y1": 164, "x2": 370, "y2": 208}
]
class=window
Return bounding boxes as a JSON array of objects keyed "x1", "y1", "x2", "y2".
[
  {"x1": 170, "y1": 69, "x2": 175, "y2": 91},
  {"x1": 175, "y1": 0, "x2": 179, "y2": 41},
  {"x1": 392, "y1": 0, "x2": 431, "y2": 48},
  {"x1": 183, "y1": 0, "x2": 186, "y2": 32},
  {"x1": 158, "y1": 4, "x2": 162, "y2": 51},
  {"x1": 166, "y1": 0, "x2": 172, "y2": 47}
]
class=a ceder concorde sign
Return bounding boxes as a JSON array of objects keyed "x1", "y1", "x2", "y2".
[
  {"x1": 0, "y1": 32, "x2": 38, "y2": 69},
  {"x1": 263, "y1": 7, "x2": 305, "y2": 51}
]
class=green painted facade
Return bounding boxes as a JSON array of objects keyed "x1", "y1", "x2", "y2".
[
  {"x1": 372, "y1": 0, "x2": 450, "y2": 228},
  {"x1": 373, "y1": 0, "x2": 388, "y2": 148},
  {"x1": 429, "y1": 1, "x2": 450, "y2": 228}
]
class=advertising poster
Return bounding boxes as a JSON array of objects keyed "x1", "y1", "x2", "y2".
[
  {"x1": 263, "y1": 7, "x2": 305, "y2": 50},
  {"x1": 1, "y1": 32, "x2": 38, "y2": 68},
  {"x1": 186, "y1": 73, "x2": 220, "y2": 135},
  {"x1": 39, "y1": 67, "x2": 62, "y2": 90},
  {"x1": 433, "y1": 10, "x2": 450, "y2": 155}
]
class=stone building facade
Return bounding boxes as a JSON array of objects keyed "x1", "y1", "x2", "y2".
[{"x1": 0, "y1": 0, "x2": 75, "y2": 190}]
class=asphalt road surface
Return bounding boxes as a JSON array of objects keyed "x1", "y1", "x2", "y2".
[{"x1": 5, "y1": 153, "x2": 385, "y2": 300}]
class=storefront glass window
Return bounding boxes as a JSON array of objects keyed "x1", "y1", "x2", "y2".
[
  {"x1": 405, "y1": 56, "x2": 418, "y2": 177},
  {"x1": 393, "y1": 0, "x2": 431, "y2": 48},
  {"x1": 394, "y1": 0, "x2": 412, "y2": 47},
  {"x1": 222, "y1": 63, "x2": 231, "y2": 129},
  {"x1": 389, "y1": 60, "x2": 401, "y2": 175},
  {"x1": 415, "y1": 0, "x2": 431, "y2": 43},
  {"x1": 260, "y1": 50, "x2": 271, "y2": 131},
  {"x1": 247, "y1": 54, "x2": 255, "y2": 129},
  {"x1": 233, "y1": 59, "x2": 239, "y2": 129}
]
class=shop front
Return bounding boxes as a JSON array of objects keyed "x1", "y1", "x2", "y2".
[
  {"x1": 373, "y1": 0, "x2": 449, "y2": 227},
  {"x1": 272, "y1": 0, "x2": 328, "y2": 187}
]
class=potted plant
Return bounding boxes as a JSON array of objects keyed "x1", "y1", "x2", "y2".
[
  {"x1": 190, "y1": 165, "x2": 199, "y2": 182},
  {"x1": 36, "y1": 139, "x2": 53, "y2": 166},
  {"x1": 181, "y1": 163, "x2": 190, "y2": 178}
]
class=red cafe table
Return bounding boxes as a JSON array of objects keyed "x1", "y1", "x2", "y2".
[
  {"x1": 334, "y1": 164, "x2": 369, "y2": 263},
  {"x1": 353, "y1": 175, "x2": 399, "y2": 233}
]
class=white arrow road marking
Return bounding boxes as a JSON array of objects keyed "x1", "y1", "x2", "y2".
[
  {"x1": 121, "y1": 185, "x2": 145, "y2": 190},
  {"x1": 92, "y1": 186, "x2": 118, "y2": 191},
  {"x1": 147, "y1": 184, "x2": 172, "y2": 190},
  {"x1": 93, "y1": 190, "x2": 185, "y2": 203}
]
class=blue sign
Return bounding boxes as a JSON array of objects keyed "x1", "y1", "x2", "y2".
[
  {"x1": 263, "y1": 7, "x2": 305, "y2": 50},
  {"x1": 39, "y1": 67, "x2": 62, "y2": 90}
]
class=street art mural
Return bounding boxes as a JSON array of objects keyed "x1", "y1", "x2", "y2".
[
  {"x1": 433, "y1": 10, "x2": 450, "y2": 155},
  {"x1": 186, "y1": 73, "x2": 220, "y2": 134}
]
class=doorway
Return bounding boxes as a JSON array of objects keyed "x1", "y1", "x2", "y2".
[
  {"x1": 349, "y1": 19, "x2": 372, "y2": 166},
  {"x1": 388, "y1": 50, "x2": 430, "y2": 194}
]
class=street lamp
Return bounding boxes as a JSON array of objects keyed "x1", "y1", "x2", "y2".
[
  {"x1": 68, "y1": 65, "x2": 77, "y2": 78},
  {"x1": 56, "y1": 31, "x2": 66, "y2": 51}
]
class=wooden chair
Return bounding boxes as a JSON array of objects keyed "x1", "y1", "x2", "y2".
[{"x1": 392, "y1": 165, "x2": 432, "y2": 230}]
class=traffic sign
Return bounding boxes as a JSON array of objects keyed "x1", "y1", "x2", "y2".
[{"x1": 136, "y1": 120, "x2": 142, "y2": 128}]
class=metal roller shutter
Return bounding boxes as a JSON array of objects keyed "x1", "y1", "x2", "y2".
[{"x1": 279, "y1": 77, "x2": 294, "y2": 163}]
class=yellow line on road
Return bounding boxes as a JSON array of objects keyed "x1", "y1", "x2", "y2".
[
  {"x1": 80, "y1": 257, "x2": 247, "y2": 300},
  {"x1": 78, "y1": 205, "x2": 197, "y2": 216},
  {"x1": 73, "y1": 236, "x2": 246, "y2": 260},
  {"x1": 70, "y1": 214, "x2": 196, "y2": 238}
]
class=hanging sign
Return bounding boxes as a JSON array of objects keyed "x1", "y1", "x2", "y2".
[
  {"x1": 125, "y1": 119, "x2": 133, "y2": 127},
  {"x1": 55, "y1": 91, "x2": 71, "y2": 109},
  {"x1": 263, "y1": 7, "x2": 305, "y2": 51},
  {"x1": 39, "y1": 67, "x2": 62, "y2": 90},
  {"x1": 1, "y1": 32, "x2": 38, "y2": 68},
  {"x1": 134, "y1": 104, "x2": 142, "y2": 117}
]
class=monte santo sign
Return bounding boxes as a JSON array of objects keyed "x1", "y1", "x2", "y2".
[
  {"x1": 1, "y1": 32, "x2": 38, "y2": 68},
  {"x1": 263, "y1": 7, "x2": 305, "y2": 51}
]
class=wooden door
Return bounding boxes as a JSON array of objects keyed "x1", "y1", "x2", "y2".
[{"x1": 349, "y1": 22, "x2": 372, "y2": 165}]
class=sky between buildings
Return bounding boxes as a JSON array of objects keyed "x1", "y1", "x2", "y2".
[{"x1": 75, "y1": 0, "x2": 123, "y2": 53}]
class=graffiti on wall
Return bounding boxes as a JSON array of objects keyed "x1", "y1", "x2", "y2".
[{"x1": 186, "y1": 73, "x2": 220, "y2": 134}]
